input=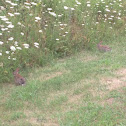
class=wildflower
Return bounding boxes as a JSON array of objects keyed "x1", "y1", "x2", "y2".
[
  {"x1": 0, "y1": 53, "x2": 2, "y2": 56},
  {"x1": 0, "y1": 41, "x2": 4, "y2": 45},
  {"x1": 11, "y1": 3, "x2": 17, "y2": 6},
  {"x1": 7, "y1": 24, "x2": 14, "y2": 28},
  {"x1": 24, "y1": 2, "x2": 31, "y2": 6},
  {"x1": 12, "y1": 58, "x2": 16, "y2": 60},
  {"x1": 98, "y1": 11, "x2": 102, "y2": 13},
  {"x1": 35, "y1": 20, "x2": 38, "y2": 22},
  {"x1": 17, "y1": 22, "x2": 21, "y2": 25},
  {"x1": 5, "y1": 0, "x2": 11, "y2": 4},
  {"x1": 5, "y1": 21, "x2": 12, "y2": 24},
  {"x1": 6, "y1": 51, "x2": 10, "y2": 54},
  {"x1": 64, "y1": 6, "x2": 69, "y2": 10},
  {"x1": 14, "y1": 13, "x2": 20, "y2": 15},
  {"x1": 31, "y1": 2, "x2": 37, "y2": 5},
  {"x1": 0, "y1": 6, "x2": 5, "y2": 10},
  {"x1": 118, "y1": 13, "x2": 121, "y2": 16},
  {"x1": 35, "y1": 17, "x2": 41, "y2": 20},
  {"x1": 34, "y1": 42, "x2": 39, "y2": 48},
  {"x1": 87, "y1": 4, "x2": 91, "y2": 7},
  {"x1": 75, "y1": 0, "x2": 81, "y2": 5},
  {"x1": 111, "y1": 15, "x2": 114, "y2": 18},
  {"x1": 71, "y1": 8, "x2": 75, "y2": 10},
  {"x1": 1, "y1": 28, "x2": 8, "y2": 31},
  {"x1": 113, "y1": 11, "x2": 116, "y2": 13},
  {"x1": 21, "y1": 32, "x2": 24, "y2": 36},
  {"x1": 23, "y1": 44, "x2": 29, "y2": 48},
  {"x1": 39, "y1": 30, "x2": 43, "y2": 32},
  {"x1": 60, "y1": 24, "x2": 64, "y2": 26},
  {"x1": 117, "y1": 17, "x2": 121, "y2": 20},
  {"x1": 0, "y1": 33, "x2": 2, "y2": 35},
  {"x1": 8, "y1": 56, "x2": 10, "y2": 59},
  {"x1": 25, "y1": 6, "x2": 30, "y2": 9},
  {"x1": 8, "y1": 37, "x2": 14, "y2": 41},
  {"x1": 105, "y1": 8, "x2": 110, "y2": 12},
  {"x1": 119, "y1": 5, "x2": 123, "y2": 7},
  {"x1": 29, "y1": 13, "x2": 33, "y2": 16},
  {"x1": 8, "y1": 13, "x2": 14, "y2": 16},
  {"x1": 56, "y1": 38, "x2": 59, "y2": 40},
  {"x1": 10, "y1": 46, "x2": 16, "y2": 51},
  {"x1": 16, "y1": 47, "x2": 22, "y2": 50},
  {"x1": 14, "y1": 41, "x2": 18, "y2": 46},
  {"x1": 108, "y1": 18, "x2": 113, "y2": 20},
  {"x1": 47, "y1": 8, "x2": 52, "y2": 11},
  {"x1": 1, "y1": 17, "x2": 9, "y2": 21},
  {"x1": 49, "y1": 12, "x2": 57, "y2": 17},
  {"x1": 34, "y1": 42, "x2": 39, "y2": 46}
]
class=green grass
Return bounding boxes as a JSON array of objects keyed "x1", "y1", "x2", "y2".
[{"x1": 0, "y1": 36, "x2": 126, "y2": 125}]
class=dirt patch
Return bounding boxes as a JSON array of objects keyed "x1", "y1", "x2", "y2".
[
  {"x1": 24, "y1": 109, "x2": 59, "y2": 126},
  {"x1": 42, "y1": 121, "x2": 59, "y2": 126},
  {"x1": 24, "y1": 110, "x2": 38, "y2": 125},
  {"x1": 101, "y1": 78, "x2": 125, "y2": 91},
  {"x1": 28, "y1": 117, "x2": 39, "y2": 125},
  {"x1": 115, "y1": 68, "x2": 126, "y2": 82},
  {"x1": 115, "y1": 68, "x2": 126, "y2": 76},
  {"x1": 100, "y1": 68, "x2": 126, "y2": 91},
  {"x1": 90, "y1": 89, "x2": 107, "y2": 98},
  {"x1": 101, "y1": 98, "x2": 115, "y2": 106},
  {"x1": 68, "y1": 94, "x2": 83, "y2": 104}
]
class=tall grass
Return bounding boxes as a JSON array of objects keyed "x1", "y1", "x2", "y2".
[{"x1": 0, "y1": 0, "x2": 126, "y2": 83}]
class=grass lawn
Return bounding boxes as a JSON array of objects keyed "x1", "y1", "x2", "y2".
[{"x1": 0, "y1": 37, "x2": 126, "y2": 126}]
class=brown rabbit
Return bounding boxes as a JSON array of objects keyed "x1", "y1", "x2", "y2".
[
  {"x1": 13, "y1": 68, "x2": 26, "y2": 86},
  {"x1": 97, "y1": 41, "x2": 112, "y2": 52}
]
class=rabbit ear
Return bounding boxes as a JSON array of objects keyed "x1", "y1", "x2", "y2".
[
  {"x1": 16, "y1": 68, "x2": 20, "y2": 72},
  {"x1": 13, "y1": 68, "x2": 19, "y2": 75}
]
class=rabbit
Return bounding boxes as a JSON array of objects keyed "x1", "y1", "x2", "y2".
[
  {"x1": 97, "y1": 41, "x2": 112, "y2": 52},
  {"x1": 13, "y1": 68, "x2": 26, "y2": 86}
]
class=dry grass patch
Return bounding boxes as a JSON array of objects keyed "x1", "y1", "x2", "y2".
[
  {"x1": 24, "y1": 110, "x2": 39, "y2": 125},
  {"x1": 115, "y1": 68, "x2": 126, "y2": 76},
  {"x1": 101, "y1": 77, "x2": 124, "y2": 91},
  {"x1": 101, "y1": 98, "x2": 115, "y2": 106},
  {"x1": 68, "y1": 94, "x2": 83, "y2": 105},
  {"x1": 41, "y1": 119, "x2": 59, "y2": 126},
  {"x1": 100, "y1": 70, "x2": 126, "y2": 91},
  {"x1": 24, "y1": 109, "x2": 59, "y2": 126}
]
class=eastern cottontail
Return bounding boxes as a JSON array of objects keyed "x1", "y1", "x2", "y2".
[
  {"x1": 97, "y1": 41, "x2": 112, "y2": 52},
  {"x1": 13, "y1": 68, "x2": 26, "y2": 86}
]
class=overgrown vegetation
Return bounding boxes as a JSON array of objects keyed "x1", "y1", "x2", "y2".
[{"x1": 0, "y1": 0, "x2": 126, "y2": 83}]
